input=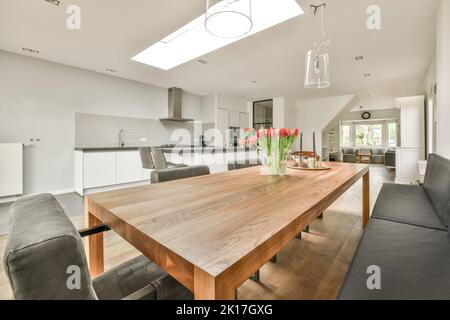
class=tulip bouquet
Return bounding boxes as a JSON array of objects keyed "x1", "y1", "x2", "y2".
[
  {"x1": 257, "y1": 128, "x2": 300, "y2": 175},
  {"x1": 239, "y1": 128, "x2": 258, "y2": 147}
]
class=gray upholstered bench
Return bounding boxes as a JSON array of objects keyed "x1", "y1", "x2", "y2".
[
  {"x1": 3, "y1": 193, "x2": 192, "y2": 300},
  {"x1": 339, "y1": 154, "x2": 450, "y2": 299}
]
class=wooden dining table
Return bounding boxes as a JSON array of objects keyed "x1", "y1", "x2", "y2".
[{"x1": 85, "y1": 162, "x2": 370, "y2": 300}]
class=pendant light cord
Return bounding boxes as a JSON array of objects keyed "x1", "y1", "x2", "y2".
[{"x1": 310, "y1": 2, "x2": 327, "y2": 39}]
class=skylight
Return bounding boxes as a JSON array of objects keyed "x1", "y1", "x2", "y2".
[{"x1": 132, "y1": 0, "x2": 303, "y2": 70}]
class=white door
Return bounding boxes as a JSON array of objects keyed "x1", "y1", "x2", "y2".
[
  {"x1": 116, "y1": 151, "x2": 145, "y2": 184},
  {"x1": 239, "y1": 112, "x2": 250, "y2": 129},
  {"x1": 84, "y1": 152, "x2": 116, "y2": 188}
]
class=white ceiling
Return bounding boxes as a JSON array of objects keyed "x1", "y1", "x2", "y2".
[{"x1": 0, "y1": 0, "x2": 438, "y2": 107}]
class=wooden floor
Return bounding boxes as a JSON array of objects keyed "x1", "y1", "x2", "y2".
[{"x1": 0, "y1": 165, "x2": 394, "y2": 300}]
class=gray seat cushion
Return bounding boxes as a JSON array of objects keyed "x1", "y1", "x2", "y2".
[
  {"x1": 423, "y1": 154, "x2": 450, "y2": 228},
  {"x1": 372, "y1": 183, "x2": 446, "y2": 231},
  {"x1": 93, "y1": 255, "x2": 192, "y2": 300},
  {"x1": 151, "y1": 165, "x2": 210, "y2": 183},
  {"x1": 339, "y1": 219, "x2": 450, "y2": 300}
]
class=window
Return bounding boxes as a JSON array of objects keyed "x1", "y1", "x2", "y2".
[
  {"x1": 355, "y1": 124, "x2": 382, "y2": 146},
  {"x1": 341, "y1": 125, "x2": 351, "y2": 146},
  {"x1": 388, "y1": 122, "x2": 398, "y2": 147},
  {"x1": 340, "y1": 119, "x2": 398, "y2": 148}
]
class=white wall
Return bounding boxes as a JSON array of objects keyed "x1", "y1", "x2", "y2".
[
  {"x1": 294, "y1": 95, "x2": 355, "y2": 156},
  {"x1": 423, "y1": 55, "x2": 437, "y2": 94},
  {"x1": 436, "y1": 0, "x2": 450, "y2": 158},
  {"x1": 217, "y1": 95, "x2": 249, "y2": 113},
  {"x1": 273, "y1": 97, "x2": 285, "y2": 128},
  {"x1": 201, "y1": 94, "x2": 217, "y2": 123},
  {"x1": 0, "y1": 51, "x2": 203, "y2": 195}
]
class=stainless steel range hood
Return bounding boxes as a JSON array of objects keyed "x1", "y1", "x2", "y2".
[{"x1": 159, "y1": 87, "x2": 194, "y2": 122}]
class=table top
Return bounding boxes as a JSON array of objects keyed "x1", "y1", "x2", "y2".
[{"x1": 87, "y1": 162, "x2": 368, "y2": 280}]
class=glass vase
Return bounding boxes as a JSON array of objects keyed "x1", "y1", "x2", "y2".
[{"x1": 260, "y1": 139, "x2": 286, "y2": 176}]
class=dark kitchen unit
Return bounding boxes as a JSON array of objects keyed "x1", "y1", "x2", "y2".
[
  {"x1": 229, "y1": 127, "x2": 240, "y2": 147},
  {"x1": 253, "y1": 99, "x2": 273, "y2": 129}
]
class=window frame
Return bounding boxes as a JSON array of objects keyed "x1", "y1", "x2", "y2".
[{"x1": 340, "y1": 118, "x2": 398, "y2": 148}]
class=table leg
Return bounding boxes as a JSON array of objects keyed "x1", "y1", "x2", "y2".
[
  {"x1": 194, "y1": 267, "x2": 234, "y2": 300},
  {"x1": 85, "y1": 201, "x2": 104, "y2": 277},
  {"x1": 362, "y1": 171, "x2": 370, "y2": 228}
]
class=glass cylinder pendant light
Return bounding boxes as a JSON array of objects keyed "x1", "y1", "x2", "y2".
[
  {"x1": 305, "y1": 3, "x2": 331, "y2": 89},
  {"x1": 205, "y1": 0, "x2": 253, "y2": 39}
]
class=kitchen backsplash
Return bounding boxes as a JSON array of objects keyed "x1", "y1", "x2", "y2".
[{"x1": 75, "y1": 113, "x2": 212, "y2": 147}]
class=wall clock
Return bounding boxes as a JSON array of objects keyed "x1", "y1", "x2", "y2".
[{"x1": 362, "y1": 111, "x2": 371, "y2": 120}]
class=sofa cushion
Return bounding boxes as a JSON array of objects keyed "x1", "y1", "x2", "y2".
[
  {"x1": 372, "y1": 183, "x2": 446, "y2": 231},
  {"x1": 339, "y1": 219, "x2": 450, "y2": 300},
  {"x1": 423, "y1": 154, "x2": 450, "y2": 228}
]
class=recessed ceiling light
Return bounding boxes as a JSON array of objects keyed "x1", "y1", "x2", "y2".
[
  {"x1": 197, "y1": 59, "x2": 208, "y2": 64},
  {"x1": 364, "y1": 73, "x2": 371, "y2": 77},
  {"x1": 106, "y1": 68, "x2": 118, "y2": 73},
  {"x1": 45, "y1": 0, "x2": 60, "y2": 6},
  {"x1": 132, "y1": 0, "x2": 304, "y2": 70},
  {"x1": 251, "y1": 80, "x2": 258, "y2": 84},
  {"x1": 22, "y1": 47, "x2": 40, "y2": 54},
  {"x1": 355, "y1": 55, "x2": 364, "y2": 61}
]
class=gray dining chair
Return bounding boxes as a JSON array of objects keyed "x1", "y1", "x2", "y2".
[
  {"x1": 151, "y1": 165, "x2": 210, "y2": 183},
  {"x1": 150, "y1": 147, "x2": 188, "y2": 170},
  {"x1": 139, "y1": 147, "x2": 154, "y2": 170},
  {"x1": 3, "y1": 193, "x2": 192, "y2": 300}
]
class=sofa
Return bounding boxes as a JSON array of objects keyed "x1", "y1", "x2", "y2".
[{"x1": 339, "y1": 154, "x2": 450, "y2": 299}]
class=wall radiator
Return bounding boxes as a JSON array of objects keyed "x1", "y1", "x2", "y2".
[{"x1": 0, "y1": 143, "x2": 23, "y2": 198}]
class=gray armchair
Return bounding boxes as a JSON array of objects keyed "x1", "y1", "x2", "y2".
[
  {"x1": 385, "y1": 149, "x2": 396, "y2": 168},
  {"x1": 3, "y1": 194, "x2": 192, "y2": 300},
  {"x1": 371, "y1": 148, "x2": 386, "y2": 165},
  {"x1": 342, "y1": 148, "x2": 357, "y2": 163}
]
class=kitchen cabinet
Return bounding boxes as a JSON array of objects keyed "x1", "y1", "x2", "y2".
[
  {"x1": 395, "y1": 96, "x2": 425, "y2": 184},
  {"x1": 217, "y1": 108, "x2": 230, "y2": 130},
  {"x1": 239, "y1": 112, "x2": 250, "y2": 129},
  {"x1": 229, "y1": 111, "x2": 240, "y2": 127},
  {"x1": 75, "y1": 150, "x2": 149, "y2": 196},
  {"x1": 399, "y1": 96, "x2": 425, "y2": 148},
  {"x1": 83, "y1": 152, "x2": 116, "y2": 189},
  {"x1": 116, "y1": 151, "x2": 145, "y2": 184}
]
